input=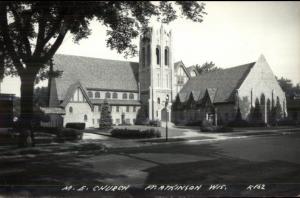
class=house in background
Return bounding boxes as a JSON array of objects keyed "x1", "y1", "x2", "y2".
[
  {"x1": 172, "y1": 55, "x2": 287, "y2": 125},
  {"x1": 0, "y1": 93, "x2": 15, "y2": 128},
  {"x1": 286, "y1": 93, "x2": 300, "y2": 123}
]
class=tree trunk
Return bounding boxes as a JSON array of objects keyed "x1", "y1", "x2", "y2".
[{"x1": 18, "y1": 74, "x2": 36, "y2": 147}]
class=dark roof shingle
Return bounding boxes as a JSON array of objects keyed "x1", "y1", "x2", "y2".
[
  {"x1": 179, "y1": 62, "x2": 255, "y2": 103},
  {"x1": 53, "y1": 54, "x2": 139, "y2": 101}
]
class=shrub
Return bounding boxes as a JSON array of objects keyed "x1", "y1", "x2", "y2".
[
  {"x1": 36, "y1": 126, "x2": 61, "y2": 135},
  {"x1": 276, "y1": 118, "x2": 299, "y2": 126},
  {"x1": 185, "y1": 120, "x2": 202, "y2": 126},
  {"x1": 200, "y1": 125, "x2": 233, "y2": 132},
  {"x1": 135, "y1": 105, "x2": 148, "y2": 125},
  {"x1": 227, "y1": 119, "x2": 249, "y2": 127},
  {"x1": 66, "y1": 122, "x2": 85, "y2": 130},
  {"x1": 149, "y1": 120, "x2": 161, "y2": 127},
  {"x1": 111, "y1": 128, "x2": 161, "y2": 139},
  {"x1": 200, "y1": 120, "x2": 233, "y2": 132},
  {"x1": 99, "y1": 99, "x2": 113, "y2": 129},
  {"x1": 57, "y1": 128, "x2": 83, "y2": 141}
]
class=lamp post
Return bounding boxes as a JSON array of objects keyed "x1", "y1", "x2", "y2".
[{"x1": 165, "y1": 95, "x2": 169, "y2": 142}]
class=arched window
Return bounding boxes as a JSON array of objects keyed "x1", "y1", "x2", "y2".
[
  {"x1": 105, "y1": 92, "x2": 111, "y2": 99},
  {"x1": 156, "y1": 46, "x2": 160, "y2": 65},
  {"x1": 122, "y1": 93, "x2": 128, "y2": 99},
  {"x1": 157, "y1": 97, "x2": 160, "y2": 104},
  {"x1": 69, "y1": 106, "x2": 73, "y2": 113},
  {"x1": 164, "y1": 47, "x2": 169, "y2": 66},
  {"x1": 95, "y1": 91, "x2": 100, "y2": 98},
  {"x1": 129, "y1": 93, "x2": 134, "y2": 100},
  {"x1": 147, "y1": 44, "x2": 151, "y2": 66},
  {"x1": 113, "y1": 92, "x2": 118, "y2": 99},
  {"x1": 88, "y1": 91, "x2": 93, "y2": 98},
  {"x1": 84, "y1": 114, "x2": 88, "y2": 122},
  {"x1": 260, "y1": 93, "x2": 265, "y2": 105},
  {"x1": 142, "y1": 47, "x2": 145, "y2": 67}
]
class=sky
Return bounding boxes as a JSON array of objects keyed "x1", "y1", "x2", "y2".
[{"x1": 1, "y1": 1, "x2": 300, "y2": 97}]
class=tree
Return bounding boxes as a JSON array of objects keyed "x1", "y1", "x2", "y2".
[
  {"x1": 270, "y1": 98, "x2": 282, "y2": 125},
  {"x1": 195, "y1": 61, "x2": 221, "y2": 75},
  {"x1": 99, "y1": 99, "x2": 112, "y2": 129},
  {"x1": 249, "y1": 98, "x2": 262, "y2": 123},
  {"x1": 277, "y1": 76, "x2": 300, "y2": 97},
  {"x1": 0, "y1": 1, "x2": 206, "y2": 146},
  {"x1": 33, "y1": 86, "x2": 48, "y2": 107},
  {"x1": 135, "y1": 105, "x2": 148, "y2": 125}
]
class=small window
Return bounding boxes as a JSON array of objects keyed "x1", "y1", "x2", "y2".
[
  {"x1": 97, "y1": 119, "x2": 100, "y2": 124},
  {"x1": 123, "y1": 93, "x2": 128, "y2": 99},
  {"x1": 133, "y1": 106, "x2": 136, "y2": 112},
  {"x1": 69, "y1": 106, "x2": 73, "y2": 113},
  {"x1": 84, "y1": 114, "x2": 88, "y2": 122},
  {"x1": 164, "y1": 47, "x2": 169, "y2": 66},
  {"x1": 129, "y1": 93, "x2": 134, "y2": 100},
  {"x1": 113, "y1": 92, "x2": 118, "y2": 99},
  {"x1": 95, "y1": 92, "x2": 100, "y2": 98},
  {"x1": 126, "y1": 106, "x2": 129, "y2": 112},
  {"x1": 98, "y1": 105, "x2": 101, "y2": 112},
  {"x1": 116, "y1": 106, "x2": 119, "y2": 112},
  {"x1": 157, "y1": 97, "x2": 160, "y2": 104},
  {"x1": 92, "y1": 119, "x2": 95, "y2": 124},
  {"x1": 88, "y1": 91, "x2": 93, "y2": 98},
  {"x1": 156, "y1": 47, "x2": 160, "y2": 65},
  {"x1": 105, "y1": 92, "x2": 111, "y2": 99}
]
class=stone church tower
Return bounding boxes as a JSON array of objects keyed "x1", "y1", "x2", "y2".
[{"x1": 139, "y1": 25, "x2": 175, "y2": 121}]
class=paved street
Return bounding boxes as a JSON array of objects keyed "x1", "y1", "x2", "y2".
[{"x1": 0, "y1": 130, "x2": 300, "y2": 197}]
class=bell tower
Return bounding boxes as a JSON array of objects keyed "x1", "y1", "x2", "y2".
[{"x1": 139, "y1": 24, "x2": 174, "y2": 121}]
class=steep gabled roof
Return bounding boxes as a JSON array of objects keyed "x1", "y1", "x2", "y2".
[
  {"x1": 53, "y1": 54, "x2": 139, "y2": 101},
  {"x1": 179, "y1": 62, "x2": 255, "y2": 103},
  {"x1": 174, "y1": 60, "x2": 191, "y2": 78},
  {"x1": 60, "y1": 81, "x2": 93, "y2": 109},
  {"x1": 186, "y1": 66, "x2": 199, "y2": 76},
  {"x1": 207, "y1": 88, "x2": 218, "y2": 103}
]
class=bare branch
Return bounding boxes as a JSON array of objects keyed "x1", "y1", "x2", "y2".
[{"x1": 42, "y1": 24, "x2": 68, "y2": 62}]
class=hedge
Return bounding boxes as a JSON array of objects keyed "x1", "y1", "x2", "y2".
[
  {"x1": 111, "y1": 128, "x2": 161, "y2": 139},
  {"x1": 66, "y1": 122, "x2": 85, "y2": 130},
  {"x1": 56, "y1": 128, "x2": 83, "y2": 141}
]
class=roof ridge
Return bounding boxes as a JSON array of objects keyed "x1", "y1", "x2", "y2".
[
  {"x1": 193, "y1": 61, "x2": 255, "y2": 79},
  {"x1": 54, "y1": 53, "x2": 138, "y2": 64}
]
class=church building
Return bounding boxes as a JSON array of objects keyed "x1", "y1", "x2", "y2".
[
  {"x1": 172, "y1": 55, "x2": 287, "y2": 125},
  {"x1": 48, "y1": 25, "x2": 194, "y2": 128},
  {"x1": 47, "y1": 25, "x2": 286, "y2": 128}
]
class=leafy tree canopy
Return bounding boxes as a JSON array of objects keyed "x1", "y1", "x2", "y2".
[
  {"x1": 194, "y1": 61, "x2": 221, "y2": 75},
  {"x1": 276, "y1": 76, "x2": 300, "y2": 97},
  {"x1": 0, "y1": 1, "x2": 207, "y2": 81}
]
